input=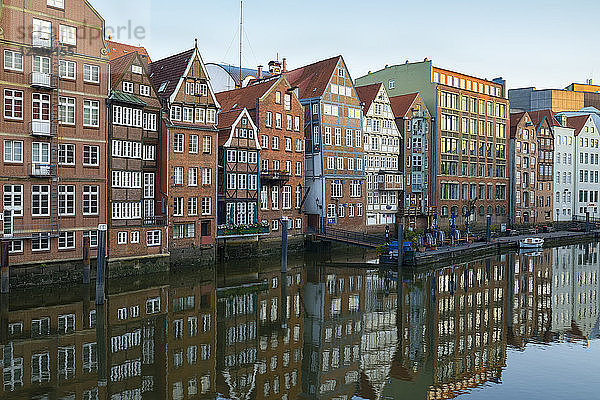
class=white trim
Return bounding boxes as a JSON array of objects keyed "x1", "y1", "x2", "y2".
[{"x1": 223, "y1": 108, "x2": 261, "y2": 149}]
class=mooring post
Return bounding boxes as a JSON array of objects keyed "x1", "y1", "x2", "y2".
[
  {"x1": 96, "y1": 303, "x2": 107, "y2": 388},
  {"x1": 83, "y1": 237, "x2": 90, "y2": 284},
  {"x1": 486, "y1": 215, "x2": 492, "y2": 243},
  {"x1": 281, "y1": 218, "x2": 288, "y2": 274},
  {"x1": 95, "y1": 224, "x2": 107, "y2": 305},
  {"x1": 0, "y1": 242, "x2": 9, "y2": 294},
  {"x1": 586, "y1": 211, "x2": 590, "y2": 232},
  {"x1": 397, "y1": 224, "x2": 404, "y2": 270}
]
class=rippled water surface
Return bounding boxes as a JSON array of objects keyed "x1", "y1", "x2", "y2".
[{"x1": 1, "y1": 244, "x2": 599, "y2": 399}]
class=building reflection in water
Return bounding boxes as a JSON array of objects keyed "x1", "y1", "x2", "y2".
[{"x1": 0, "y1": 244, "x2": 598, "y2": 400}]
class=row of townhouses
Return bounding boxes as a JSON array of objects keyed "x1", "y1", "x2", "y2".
[{"x1": 2, "y1": 0, "x2": 600, "y2": 267}]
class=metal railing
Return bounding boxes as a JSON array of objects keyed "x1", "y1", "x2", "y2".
[
  {"x1": 32, "y1": 31, "x2": 52, "y2": 48},
  {"x1": 29, "y1": 121, "x2": 56, "y2": 137},
  {"x1": 30, "y1": 72, "x2": 56, "y2": 89},
  {"x1": 143, "y1": 216, "x2": 167, "y2": 227},
  {"x1": 317, "y1": 226, "x2": 387, "y2": 248},
  {"x1": 29, "y1": 163, "x2": 55, "y2": 177}
]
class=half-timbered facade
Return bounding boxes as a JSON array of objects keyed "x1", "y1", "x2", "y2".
[
  {"x1": 355, "y1": 83, "x2": 402, "y2": 230},
  {"x1": 217, "y1": 75, "x2": 305, "y2": 238},
  {"x1": 216, "y1": 108, "x2": 267, "y2": 239},
  {"x1": 107, "y1": 51, "x2": 167, "y2": 259},
  {"x1": 149, "y1": 43, "x2": 220, "y2": 250}
]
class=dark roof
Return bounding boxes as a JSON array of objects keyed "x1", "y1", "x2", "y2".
[
  {"x1": 217, "y1": 109, "x2": 244, "y2": 130},
  {"x1": 389, "y1": 92, "x2": 419, "y2": 118},
  {"x1": 567, "y1": 115, "x2": 590, "y2": 135},
  {"x1": 509, "y1": 111, "x2": 527, "y2": 138},
  {"x1": 216, "y1": 77, "x2": 279, "y2": 113},
  {"x1": 108, "y1": 90, "x2": 147, "y2": 107},
  {"x1": 107, "y1": 40, "x2": 151, "y2": 62},
  {"x1": 284, "y1": 55, "x2": 341, "y2": 99},
  {"x1": 149, "y1": 48, "x2": 195, "y2": 99},
  {"x1": 355, "y1": 83, "x2": 381, "y2": 115},
  {"x1": 110, "y1": 52, "x2": 137, "y2": 89},
  {"x1": 529, "y1": 109, "x2": 560, "y2": 128},
  {"x1": 208, "y1": 63, "x2": 273, "y2": 87}
]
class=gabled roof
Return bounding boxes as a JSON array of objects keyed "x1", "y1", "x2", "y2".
[
  {"x1": 110, "y1": 52, "x2": 137, "y2": 89},
  {"x1": 149, "y1": 48, "x2": 195, "y2": 99},
  {"x1": 284, "y1": 55, "x2": 341, "y2": 99},
  {"x1": 107, "y1": 40, "x2": 151, "y2": 61},
  {"x1": 528, "y1": 109, "x2": 560, "y2": 128},
  {"x1": 567, "y1": 115, "x2": 590, "y2": 136},
  {"x1": 389, "y1": 93, "x2": 419, "y2": 118},
  {"x1": 355, "y1": 83, "x2": 382, "y2": 115},
  {"x1": 510, "y1": 111, "x2": 527, "y2": 128},
  {"x1": 216, "y1": 77, "x2": 279, "y2": 113},
  {"x1": 217, "y1": 109, "x2": 245, "y2": 130}
]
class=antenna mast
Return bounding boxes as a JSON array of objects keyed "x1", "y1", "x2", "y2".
[{"x1": 239, "y1": 0, "x2": 243, "y2": 88}]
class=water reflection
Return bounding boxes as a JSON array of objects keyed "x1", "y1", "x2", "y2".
[{"x1": 0, "y1": 244, "x2": 598, "y2": 399}]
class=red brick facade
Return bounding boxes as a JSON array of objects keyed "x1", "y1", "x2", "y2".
[{"x1": 0, "y1": 0, "x2": 108, "y2": 265}]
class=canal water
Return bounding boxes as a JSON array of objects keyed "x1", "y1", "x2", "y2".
[{"x1": 1, "y1": 243, "x2": 599, "y2": 399}]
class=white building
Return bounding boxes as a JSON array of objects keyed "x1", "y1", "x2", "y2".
[
  {"x1": 356, "y1": 83, "x2": 402, "y2": 228},
  {"x1": 553, "y1": 115, "x2": 576, "y2": 221}
]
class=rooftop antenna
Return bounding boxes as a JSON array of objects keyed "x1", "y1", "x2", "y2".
[{"x1": 239, "y1": 0, "x2": 243, "y2": 88}]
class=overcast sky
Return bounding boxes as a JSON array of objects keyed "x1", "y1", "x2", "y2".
[{"x1": 92, "y1": 0, "x2": 600, "y2": 90}]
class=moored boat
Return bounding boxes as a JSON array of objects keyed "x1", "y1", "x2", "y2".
[{"x1": 519, "y1": 237, "x2": 544, "y2": 249}]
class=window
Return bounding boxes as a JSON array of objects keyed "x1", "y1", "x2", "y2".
[
  {"x1": 183, "y1": 107, "x2": 193, "y2": 122},
  {"x1": 32, "y1": 185, "x2": 50, "y2": 216},
  {"x1": 388, "y1": 79, "x2": 395, "y2": 90},
  {"x1": 139, "y1": 84, "x2": 150, "y2": 96},
  {"x1": 122, "y1": 81, "x2": 134, "y2": 93},
  {"x1": 146, "y1": 297, "x2": 161, "y2": 314},
  {"x1": 4, "y1": 89, "x2": 23, "y2": 120},
  {"x1": 171, "y1": 106, "x2": 182, "y2": 121},
  {"x1": 58, "y1": 185, "x2": 75, "y2": 215},
  {"x1": 147, "y1": 231, "x2": 161, "y2": 247},
  {"x1": 4, "y1": 140, "x2": 23, "y2": 163},
  {"x1": 131, "y1": 231, "x2": 140, "y2": 244},
  {"x1": 83, "y1": 64, "x2": 100, "y2": 83},
  {"x1": 56, "y1": 231, "x2": 75, "y2": 250},
  {"x1": 59, "y1": 25, "x2": 76, "y2": 45},
  {"x1": 32, "y1": 233, "x2": 50, "y2": 251},
  {"x1": 31, "y1": 353, "x2": 50, "y2": 383},
  {"x1": 282, "y1": 186, "x2": 292, "y2": 209},
  {"x1": 202, "y1": 168, "x2": 212, "y2": 185},
  {"x1": 143, "y1": 145, "x2": 155, "y2": 161},
  {"x1": 276, "y1": 113, "x2": 282, "y2": 129},
  {"x1": 4, "y1": 50, "x2": 23, "y2": 71},
  {"x1": 188, "y1": 197, "x2": 198, "y2": 216},
  {"x1": 195, "y1": 108, "x2": 205, "y2": 123},
  {"x1": 266, "y1": 111, "x2": 273, "y2": 127},
  {"x1": 202, "y1": 197, "x2": 212, "y2": 215},
  {"x1": 174, "y1": 134, "x2": 184, "y2": 153},
  {"x1": 189, "y1": 135, "x2": 199, "y2": 153},
  {"x1": 207, "y1": 109, "x2": 216, "y2": 124},
  {"x1": 80, "y1": 145, "x2": 99, "y2": 167},
  {"x1": 83, "y1": 186, "x2": 99, "y2": 215},
  {"x1": 202, "y1": 136, "x2": 212, "y2": 153},
  {"x1": 188, "y1": 167, "x2": 198, "y2": 186},
  {"x1": 4, "y1": 184, "x2": 23, "y2": 216},
  {"x1": 59, "y1": 96, "x2": 75, "y2": 124},
  {"x1": 174, "y1": 167, "x2": 184, "y2": 185}
]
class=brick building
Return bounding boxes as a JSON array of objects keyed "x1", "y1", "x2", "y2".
[
  {"x1": 107, "y1": 51, "x2": 167, "y2": 259},
  {"x1": 149, "y1": 43, "x2": 220, "y2": 251},
  {"x1": 0, "y1": 0, "x2": 108, "y2": 264},
  {"x1": 217, "y1": 76, "x2": 305, "y2": 237},
  {"x1": 530, "y1": 110, "x2": 556, "y2": 223},
  {"x1": 355, "y1": 83, "x2": 402, "y2": 231},
  {"x1": 357, "y1": 61, "x2": 510, "y2": 229},
  {"x1": 389, "y1": 92, "x2": 432, "y2": 229},
  {"x1": 216, "y1": 108, "x2": 269, "y2": 239},
  {"x1": 285, "y1": 56, "x2": 366, "y2": 232}
]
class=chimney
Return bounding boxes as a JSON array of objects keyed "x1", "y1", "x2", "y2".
[
  {"x1": 588, "y1": 78, "x2": 593, "y2": 85},
  {"x1": 282, "y1": 58, "x2": 287, "y2": 73},
  {"x1": 258, "y1": 65, "x2": 263, "y2": 79}
]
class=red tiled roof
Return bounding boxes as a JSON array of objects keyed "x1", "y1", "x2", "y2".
[
  {"x1": 567, "y1": 115, "x2": 590, "y2": 136},
  {"x1": 109, "y1": 52, "x2": 136, "y2": 89},
  {"x1": 529, "y1": 109, "x2": 560, "y2": 128},
  {"x1": 149, "y1": 48, "x2": 195, "y2": 99},
  {"x1": 389, "y1": 92, "x2": 419, "y2": 118},
  {"x1": 355, "y1": 83, "x2": 382, "y2": 115},
  {"x1": 284, "y1": 55, "x2": 341, "y2": 99},
  {"x1": 107, "y1": 40, "x2": 151, "y2": 62},
  {"x1": 216, "y1": 77, "x2": 279, "y2": 113},
  {"x1": 217, "y1": 109, "x2": 244, "y2": 130}
]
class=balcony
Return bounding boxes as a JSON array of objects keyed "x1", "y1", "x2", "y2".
[
  {"x1": 143, "y1": 215, "x2": 167, "y2": 227},
  {"x1": 30, "y1": 72, "x2": 56, "y2": 90},
  {"x1": 2, "y1": 220, "x2": 59, "y2": 239},
  {"x1": 377, "y1": 171, "x2": 404, "y2": 191},
  {"x1": 217, "y1": 223, "x2": 270, "y2": 239},
  {"x1": 30, "y1": 121, "x2": 56, "y2": 137},
  {"x1": 29, "y1": 163, "x2": 54, "y2": 178},
  {"x1": 32, "y1": 32, "x2": 52, "y2": 49},
  {"x1": 260, "y1": 170, "x2": 290, "y2": 182}
]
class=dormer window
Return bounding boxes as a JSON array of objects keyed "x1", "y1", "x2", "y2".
[
  {"x1": 185, "y1": 82, "x2": 195, "y2": 95},
  {"x1": 158, "y1": 81, "x2": 168, "y2": 93},
  {"x1": 388, "y1": 80, "x2": 395, "y2": 90},
  {"x1": 338, "y1": 68, "x2": 344, "y2": 77},
  {"x1": 123, "y1": 82, "x2": 134, "y2": 93},
  {"x1": 132, "y1": 65, "x2": 143, "y2": 74}
]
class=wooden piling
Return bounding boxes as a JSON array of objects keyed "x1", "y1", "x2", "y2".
[
  {"x1": 0, "y1": 242, "x2": 9, "y2": 294},
  {"x1": 83, "y1": 237, "x2": 90, "y2": 284}
]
